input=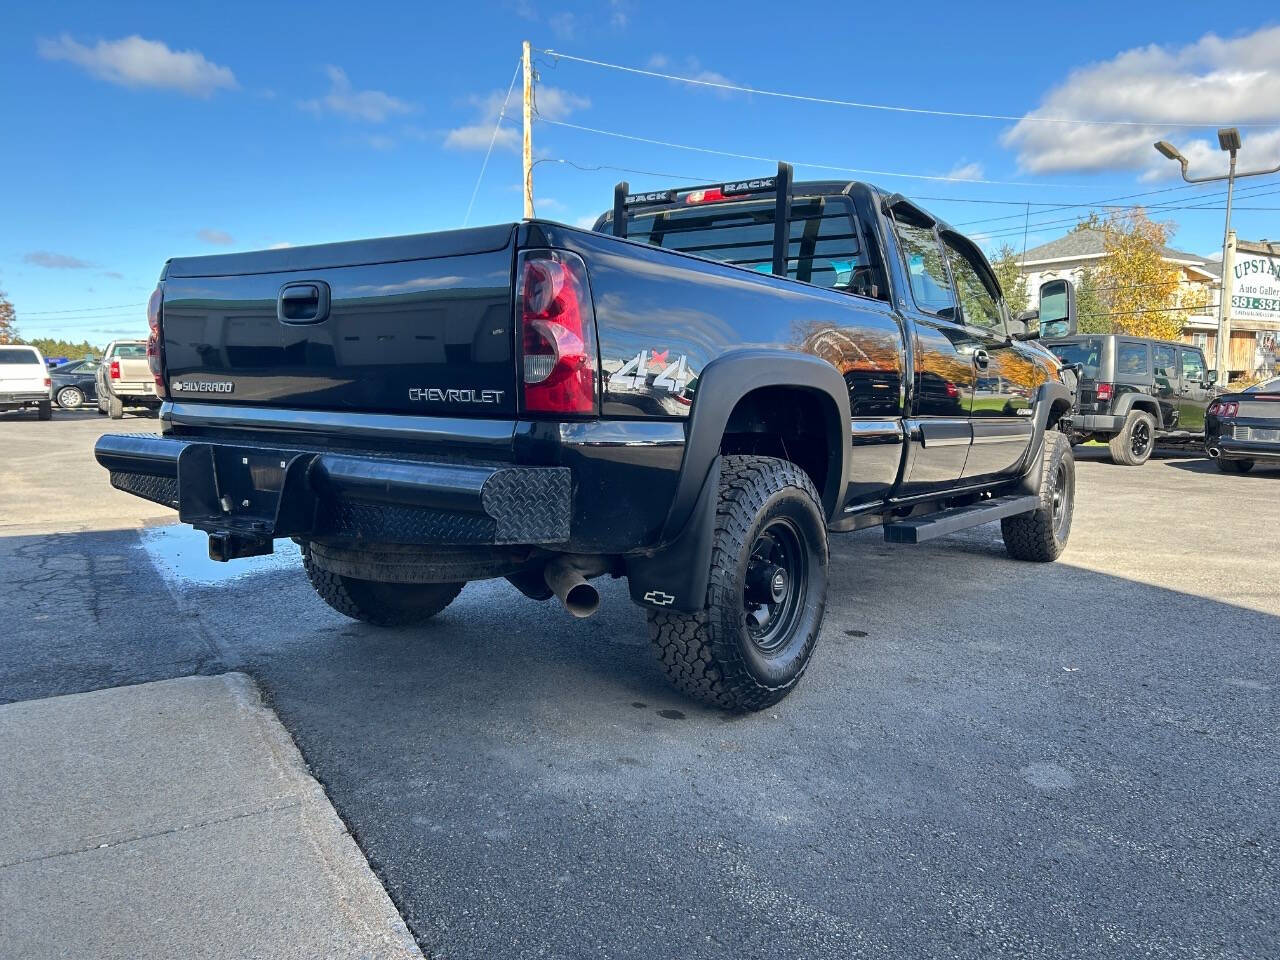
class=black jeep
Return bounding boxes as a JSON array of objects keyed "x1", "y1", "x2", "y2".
[{"x1": 1044, "y1": 335, "x2": 1218, "y2": 465}]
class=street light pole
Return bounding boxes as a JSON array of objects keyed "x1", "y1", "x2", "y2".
[{"x1": 1154, "y1": 129, "x2": 1280, "y2": 382}]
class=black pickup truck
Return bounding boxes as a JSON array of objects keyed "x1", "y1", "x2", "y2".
[{"x1": 96, "y1": 165, "x2": 1076, "y2": 711}]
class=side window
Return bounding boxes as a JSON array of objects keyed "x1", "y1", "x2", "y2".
[
  {"x1": 893, "y1": 219, "x2": 955, "y2": 316},
  {"x1": 1179, "y1": 348, "x2": 1206, "y2": 382},
  {"x1": 942, "y1": 236, "x2": 1003, "y2": 332},
  {"x1": 1153, "y1": 344, "x2": 1176, "y2": 377},
  {"x1": 1117, "y1": 342, "x2": 1150, "y2": 377}
]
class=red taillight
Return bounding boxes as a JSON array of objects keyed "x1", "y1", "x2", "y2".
[
  {"x1": 518, "y1": 251, "x2": 597, "y2": 415},
  {"x1": 43, "y1": 377, "x2": 51, "y2": 389},
  {"x1": 1095, "y1": 382, "x2": 1114, "y2": 401},
  {"x1": 684, "y1": 187, "x2": 726, "y2": 205},
  {"x1": 1209, "y1": 400, "x2": 1238, "y2": 418},
  {"x1": 146, "y1": 284, "x2": 166, "y2": 399},
  {"x1": 944, "y1": 380, "x2": 959, "y2": 399},
  {"x1": 109, "y1": 359, "x2": 121, "y2": 380}
]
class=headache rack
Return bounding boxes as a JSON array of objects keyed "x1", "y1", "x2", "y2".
[{"x1": 611, "y1": 161, "x2": 795, "y2": 277}]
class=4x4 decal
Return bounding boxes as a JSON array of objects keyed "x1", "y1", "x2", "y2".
[{"x1": 609, "y1": 350, "x2": 690, "y2": 394}]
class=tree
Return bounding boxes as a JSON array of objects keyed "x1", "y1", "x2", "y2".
[
  {"x1": 1096, "y1": 209, "x2": 1184, "y2": 340},
  {"x1": 25, "y1": 336, "x2": 104, "y2": 360},
  {"x1": 0, "y1": 290, "x2": 17, "y2": 345},
  {"x1": 990, "y1": 244, "x2": 1030, "y2": 315},
  {"x1": 1075, "y1": 267, "x2": 1112, "y2": 334}
]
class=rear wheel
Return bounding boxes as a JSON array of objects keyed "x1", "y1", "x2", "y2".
[
  {"x1": 647, "y1": 455, "x2": 828, "y2": 712},
  {"x1": 1002, "y1": 431, "x2": 1075, "y2": 562},
  {"x1": 1107, "y1": 410, "x2": 1155, "y2": 466},
  {"x1": 302, "y1": 544, "x2": 463, "y2": 626},
  {"x1": 56, "y1": 386, "x2": 84, "y2": 410},
  {"x1": 107, "y1": 393, "x2": 124, "y2": 419},
  {"x1": 1216, "y1": 457, "x2": 1255, "y2": 474}
]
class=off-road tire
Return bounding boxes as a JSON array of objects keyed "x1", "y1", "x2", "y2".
[
  {"x1": 36, "y1": 400, "x2": 52, "y2": 421},
  {"x1": 647, "y1": 455, "x2": 829, "y2": 712},
  {"x1": 1216, "y1": 457, "x2": 1255, "y2": 474},
  {"x1": 1107, "y1": 410, "x2": 1155, "y2": 466},
  {"x1": 302, "y1": 544, "x2": 463, "y2": 626},
  {"x1": 56, "y1": 386, "x2": 84, "y2": 410},
  {"x1": 1002, "y1": 431, "x2": 1074, "y2": 562},
  {"x1": 107, "y1": 393, "x2": 124, "y2": 419}
]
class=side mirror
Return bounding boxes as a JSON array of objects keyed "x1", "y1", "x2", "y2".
[
  {"x1": 1206, "y1": 369, "x2": 1219, "y2": 385},
  {"x1": 1037, "y1": 279, "x2": 1077, "y2": 338}
]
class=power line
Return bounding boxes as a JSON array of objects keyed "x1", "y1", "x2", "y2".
[
  {"x1": 538, "y1": 48, "x2": 1280, "y2": 129},
  {"x1": 533, "y1": 156, "x2": 717, "y2": 182},
  {"x1": 463, "y1": 58, "x2": 523, "y2": 227},
  {"x1": 534, "y1": 115, "x2": 1090, "y2": 188},
  {"x1": 16, "y1": 301, "x2": 145, "y2": 316}
]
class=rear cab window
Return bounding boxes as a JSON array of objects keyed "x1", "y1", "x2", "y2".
[
  {"x1": 624, "y1": 194, "x2": 888, "y2": 300},
  {"x1": 0, "y1": 348, "x2": 42, "y2": 365},
  {"x1": 1116, "y1": 341, "x2": 1150, "y2": 378},
  {"x1": 1046, "y1": 338, "x2": 1104, "y2": 380},
  {"x1": 892, "y1": 216, "x2": 955, "y2": 317},
  {"x1": 110, "y1": 343, "x2": 147, "y2": 359}
]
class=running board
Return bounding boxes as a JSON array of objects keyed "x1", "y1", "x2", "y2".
[{"x1": 883, "y1": 494, "x2": 1040, "y2": 544}]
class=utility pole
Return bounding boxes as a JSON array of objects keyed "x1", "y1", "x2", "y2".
[
  {"x1": 1155, "y1": 129, "x2": 1280, "y2": 381},
  {"x1": 522, "y1": 40, "x2": 534, "y2": 220}
]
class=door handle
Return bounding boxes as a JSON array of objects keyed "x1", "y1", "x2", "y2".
[
  {"x1": 973, "y1": 348, "x2": 990, "y2": 369},
  {"x1": 277, "y1": 281, "x2": 331, "y2": 324}
]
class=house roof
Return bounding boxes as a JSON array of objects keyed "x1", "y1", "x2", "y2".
[{"x1": 1019, "y1": 228, "x2": 1210, "y2": 267}]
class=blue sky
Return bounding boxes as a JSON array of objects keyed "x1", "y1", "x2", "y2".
[{"x1": 4, "y1": 1, "x2": 1280, "y2": 342}]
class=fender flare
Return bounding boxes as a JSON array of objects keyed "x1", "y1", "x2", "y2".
[
  {"x1": 1015, "y1": 379, "x2": 1075, "y2": 495},
  {"x1": 1110, "y1": 392, "x2": 1165, "y2": 428},
  {"x1": 661, "y1": 349, "x2": 852, "y2": 539}
]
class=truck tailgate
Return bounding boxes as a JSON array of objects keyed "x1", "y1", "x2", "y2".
[{"x1": 160, "y1": 225, "x2": 518, "y2": 417}]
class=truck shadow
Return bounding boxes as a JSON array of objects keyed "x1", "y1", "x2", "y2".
[{"x1": 2, "y1": 523, "x2": 1277, "y2": 957}]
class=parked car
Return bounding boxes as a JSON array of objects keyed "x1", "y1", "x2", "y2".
[
  {"x1": 1205, "y1": 378, "x2": 1280, "y2": 473},
  {"x1": 95, "y1": 340, "x2": 159, "y2": 418},
  {"x1": 1043, "y1": 334, "x2": 1219, "y2": 465},
  {"x1": 50, "y1": 358, "x2": 100, "y2": 409},
  {"x1": 96, "y1": 166, "x2": 1077, "y2": 711},
  {"x1": 0, "y1": 344, "x2": 52, "y2": 420}
]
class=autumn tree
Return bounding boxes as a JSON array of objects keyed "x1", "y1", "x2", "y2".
[
  {"x1": 0, "y1": 290, "x2": 17, "y2": 344},
  {"x1": 1096, "y1": 209, "x2": 1183, "y2": 340},
  {"x1": 990, "y1": 244, "x2": 1030, "y2": 315},
  {"x1": 1075, "y1": 267, "x2": 1112, "y2": 334}
]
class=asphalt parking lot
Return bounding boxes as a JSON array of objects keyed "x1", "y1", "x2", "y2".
[{"x1": 1, "y1": 408, "x2": 1276, "y2": 960}]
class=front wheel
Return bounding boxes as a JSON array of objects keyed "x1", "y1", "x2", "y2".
[
  {"x1": 302, "y1": 544, "x2": 463, "y2": 626},
  {"x1": 56, "y1": 386, "x2": 84, "y2": 410},
  {"x1": 1216, "y1": 457, "x2": 1255, "y2": 474},
  {"x1": 1002, "y1": 431, "x2": 1075, "y2": 562},
  {"x1": 647, "y1": 456, "x2": 829, "y2": 712}
]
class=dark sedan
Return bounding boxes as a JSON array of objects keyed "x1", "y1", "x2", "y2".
[
  {"x1": 49, "y1": 359, "x2": 100, "y2": 410},
  {"x1": 1206, "y1": 376, "x2": 1280, "y2": 473}
]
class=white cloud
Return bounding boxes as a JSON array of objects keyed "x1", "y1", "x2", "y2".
[
  {"x1": 445, "y1": 84, "x2": 588, "y2": 151},
  {"x1": 301, "y1": 66, "x2": 413, "y2": 123},
  {"x1": 945, "y1": 161, "x2": 984, "y2": 181},
  {"x1": 197, "y1": 228, "x2": 233, "y2": 245},
  {"x1": 268, "y1": 242, "x2": 293, "y2": 250},
  {"x1": 1003, "y1": 27, "x2": 1280, "y2": 177},
  {"x1": 645, "y1": 53, "x2": 737, "y2": 98},
  {"x1": 24, "y1": 251, "x2": 93, "y2": 269},
  {"x1": 38, "y1": 34, "x2": 237, "y2": 98},
  {"x1": 574, "y1": 213, "x2": 601, "y2": 229}
]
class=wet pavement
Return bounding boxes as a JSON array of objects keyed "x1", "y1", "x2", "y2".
[{"x1": 1, "y1": 413, "x2": 1277, "y2": 959}]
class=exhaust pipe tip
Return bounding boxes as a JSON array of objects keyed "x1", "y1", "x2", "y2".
[
  {"x1": 544, "y1": 559, "x2": 601, "y2": 618},
  {"x1": 1208, "y1": 446, "x2": 1222, "y2": 458}
]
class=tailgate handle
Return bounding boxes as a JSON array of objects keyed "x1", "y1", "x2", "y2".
[{"x1": 277, "y1": 281, "x2": 330, "y2": 324}]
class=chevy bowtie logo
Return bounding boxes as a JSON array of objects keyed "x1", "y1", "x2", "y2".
[{"x1": 642, "y1": 590, "x2": 675, "y2": 606}]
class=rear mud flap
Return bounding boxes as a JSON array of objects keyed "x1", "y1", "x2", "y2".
[{"x1": 625, "y1": 457, "x2": 720, "y2": 614}]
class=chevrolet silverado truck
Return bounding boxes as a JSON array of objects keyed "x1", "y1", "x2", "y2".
[
  {"x1": 96, "y1": 339, "x2": 160, "y2": 419},
  {"x1": 95, "y1": 165, "x2": 1076, "y2": 711}
]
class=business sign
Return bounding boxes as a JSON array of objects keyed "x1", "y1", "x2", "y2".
[{"x1": 1230, "y1": 250, "x2": 1280, "y2": 322}]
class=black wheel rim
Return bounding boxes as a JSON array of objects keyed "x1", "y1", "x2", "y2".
[
  {"x1": 1130, "y1": 419, "x2": 1151, "y2": 458},
  {"x1": 1050, "y1": 462, "x2": 1071, "y2": 538},
  {"x1": 743, "y1": 518, "x2": 807, "y2": 653}
]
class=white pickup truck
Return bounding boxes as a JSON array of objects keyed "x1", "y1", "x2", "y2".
[
  {"x1": 95, "y1": 339, "x2": 158, "y2": 419},
  {"x1": 0, "y1": 344, "x2": 52, "y2": 420}
]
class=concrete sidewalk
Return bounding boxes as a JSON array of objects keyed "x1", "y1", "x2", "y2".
[{"x1": 0, "y1": 673, "x2": 422, "y2": 960}]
